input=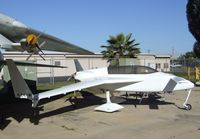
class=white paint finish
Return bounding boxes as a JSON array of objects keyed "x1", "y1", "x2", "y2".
[{"x1": 38, "y1": 65, "x2": 194, "y2": 102}]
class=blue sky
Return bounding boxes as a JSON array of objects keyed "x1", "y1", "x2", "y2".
[{"x1": 0, "y1": 0, "x2": 195, "y2": 55}]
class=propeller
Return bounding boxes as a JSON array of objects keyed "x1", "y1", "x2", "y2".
[
  {"x1": 67, "y1": 59, "x2": 84, "y2": 82},
  {"x1": 25, "y1": 34, "x2": 46, "y2": 60},
  {"x1": 67, "y1": 72, "x2": 77, "y2": 82}
]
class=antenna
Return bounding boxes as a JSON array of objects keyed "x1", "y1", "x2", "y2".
[{"x1": 172, "y1": 47, "x2": 175, "y2": 56}]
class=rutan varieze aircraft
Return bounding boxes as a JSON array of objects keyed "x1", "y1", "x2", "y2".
[{"x1": 7, "y1": 59, "x2": 194, "y2": 113}]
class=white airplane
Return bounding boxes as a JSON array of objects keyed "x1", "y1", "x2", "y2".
[
  {"x1": 0, "y1": 13, "x2": 93, "y2": 60},
  {"x1": 7, "y1": 59, "x2": 194, "y2": 113}
]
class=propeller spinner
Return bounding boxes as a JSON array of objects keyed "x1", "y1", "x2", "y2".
[{"x1": 26, "y1": 34, "x2": 37, "y2": 46}]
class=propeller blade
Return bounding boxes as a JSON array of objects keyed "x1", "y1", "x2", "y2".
[
  {"x1": 26, "y1": 53, "x2": 33, "y2": 61},
  {"x1": 67, "y1": 73, "x2": 78, "y2": 83},
  {"x1": 35, "y1": 43, "x2": 45, "y2": 55},
  {"x1": 39, "y1": 41, "x2": 46, "y2": 48},
  {"x1": 36, "y1": 33, "x2": 42, "y2": 39},
  {"x1": 67, "y1": 75, "x2": 74, "y2": 82},
  {"x1": 26, "y1": 41, "x2": 29, "y2": 47},
  {"x1": 38, "y1": 53, "x2": 46, "y2": 61}
]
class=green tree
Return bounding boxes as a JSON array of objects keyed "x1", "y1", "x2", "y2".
[
  {"x1": 101, "y1": 33, "x2": 140, "y2": 63},
  {"x1": 185, "y1": 51, "x2": 196, "y2": 58},
  {"x1": 187, "y1": 0, "x2": 200, "y2": 58},
  {"x1": 178, "y1": 51, "x2": 196, "y2": 60}
]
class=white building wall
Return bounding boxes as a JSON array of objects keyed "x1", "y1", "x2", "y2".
[
  {"x1": 2, "y1": 53, "x2": 109, "y2": 81},
  {"x1": 137, "y1": 54, "x2": 156, "y2": 69},
  {"x1": 65, "y1": 56, "x2": 109, "y2": 75},
  {"x1": 2, "y1": 52, "x2": 171, "y2": 83},
  {"x1": 155, "y1": 58, "x2": 171, "y2": 72}
]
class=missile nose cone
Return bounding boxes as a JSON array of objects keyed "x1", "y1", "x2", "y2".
[{"x1": 12, "y1": 20, "x2": 27, "y2": 28}]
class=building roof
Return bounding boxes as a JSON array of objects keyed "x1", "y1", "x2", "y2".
[{"x1": 136, "y1": 53, "x2": 171, "y2": 58}]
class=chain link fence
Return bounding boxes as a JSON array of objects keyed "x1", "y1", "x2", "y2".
[{"x1": 170, "y1": 59, "x2": 200, "y2": 82}]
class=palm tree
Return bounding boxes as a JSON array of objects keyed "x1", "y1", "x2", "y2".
[
  {"x1": 187, "y1": 0, "x2": 200, "y2": 58},
  {"x1": 101, "y1": 33, "x2": 140, "y2": 64}
]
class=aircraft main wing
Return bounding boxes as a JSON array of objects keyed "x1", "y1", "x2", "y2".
[
  {"x1": 26, "y1": 28, "x2": 94, "y2": 55},
  {"x1": 38, "y1": 78, "x2": 139, "y2": 100}
]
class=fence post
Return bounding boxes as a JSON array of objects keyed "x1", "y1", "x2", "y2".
[{"x1": 188, "y1": 67, "x2": 191, "y2": 80}]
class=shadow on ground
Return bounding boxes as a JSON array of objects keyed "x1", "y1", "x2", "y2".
[{"x1": 0, "y1": 90, "x2": 175, "y2": 130}]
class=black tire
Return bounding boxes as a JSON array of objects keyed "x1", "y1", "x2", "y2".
[{"x1": 185, "y1": 104, "x2": 192, "y2": 110}]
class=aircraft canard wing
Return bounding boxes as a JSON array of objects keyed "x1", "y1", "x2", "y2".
[
  {"x1": 38, "y1": 78, "x2": 139, "y2": 100},
  {"x1": 25, "y1": 28, "x2": 94, "y2": 55}
]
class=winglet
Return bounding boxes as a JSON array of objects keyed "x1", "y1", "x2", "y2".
[
  {"x1": 74, "y1": 59, "x2": 83, "y2": 72},
  {"x1": 6, "y1": 59, "x2": 39, "y2": 107}
]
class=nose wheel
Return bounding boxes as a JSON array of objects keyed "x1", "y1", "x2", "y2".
[
  {"x1": 184, "y1": 104, "x2": 192, "y2": 110},
  {"x1": 183, "y1": 89, "x2": 192, "y2": 110}
]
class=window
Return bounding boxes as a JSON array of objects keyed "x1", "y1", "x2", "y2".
[
  {"x1": 108, "y1": 65, "x2": 157, "y2": 74},
  {"x1": 54, "y1": 61, "x2": 61, "y2": 66},
  {"x1": 156, "y1": 63, "x2": 161, "y2": 69},
  {"x1": 164, "y1": 63, "x2": 169, "y2": 69}
]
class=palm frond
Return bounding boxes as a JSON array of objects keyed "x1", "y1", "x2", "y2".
[{"x1": 101, "y1": 33, "x2": 141, "y2": 60}]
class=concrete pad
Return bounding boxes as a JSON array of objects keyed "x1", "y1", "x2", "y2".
[{"x1": 1, "y1": 87, "x2": 200, "y2": 139}]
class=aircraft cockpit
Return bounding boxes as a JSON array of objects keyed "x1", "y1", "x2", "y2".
[{"x1": 108, "y1": 65, "x2": 158, "y2": 74}]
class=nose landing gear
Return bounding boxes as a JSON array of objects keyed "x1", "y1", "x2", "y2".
[
  {"x1": 184, "y1": 103, "x2": 192, "y2": 110},
  {"x1": 183, "y1": 89, "x2": 192, "y2": 110}
]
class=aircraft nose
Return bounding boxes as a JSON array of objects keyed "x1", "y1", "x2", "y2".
[
  {"x1": 174, "y1": 77, "x2": 195, "y2": 90},
  {"x1": 12, "y1": 20, "x2": 27, "y2": 28},
  {"x1": 180, "y1": 79, "x2": 195, "y2": 89},
  {"x1": 188, "y1": 80, "x2": 195, "y2": 88}
]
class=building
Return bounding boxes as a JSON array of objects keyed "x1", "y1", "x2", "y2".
[
  {"x1": 137, "y1": 53, "x2": 171, "y2": 72},
  {"x1": 2, "y1": 52, "x2": 171, "y2": 83}
]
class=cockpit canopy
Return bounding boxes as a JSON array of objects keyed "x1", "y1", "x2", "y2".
[{"x1": 108, "y1": 65, "x2": 157, "y2": 74}]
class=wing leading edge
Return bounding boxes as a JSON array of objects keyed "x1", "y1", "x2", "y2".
[
  {"x1": 6, "y1": 58, "x2": 139, "y2": 107},
  {"x1": 38, "y1": 78, "x2": 139, "y2": 100}
]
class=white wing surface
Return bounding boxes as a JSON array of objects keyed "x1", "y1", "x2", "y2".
[{"x1": 38, "y1": 77, "x2": 140, "y2": 100}]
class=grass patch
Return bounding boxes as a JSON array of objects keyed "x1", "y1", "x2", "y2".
[{"x1": 37, "y1": 81, "x2": 75, "y2": 91}]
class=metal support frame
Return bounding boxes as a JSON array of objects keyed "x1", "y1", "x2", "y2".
[{"x1": 139, "y1": 92, "x2": 148, "y2": 104}]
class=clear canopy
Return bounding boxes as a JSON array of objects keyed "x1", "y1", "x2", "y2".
[{"x1": 108, "y1": 65, "x2": 157, "y2": 74}]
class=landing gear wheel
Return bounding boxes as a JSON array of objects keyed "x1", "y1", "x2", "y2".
[{"x1": 184, "y1": 104, "x2": 192, "y2": 110}]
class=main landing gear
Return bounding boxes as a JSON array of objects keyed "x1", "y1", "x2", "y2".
[{"x1": 94, "y1": 90, "x2": 124, "y2": 113}]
